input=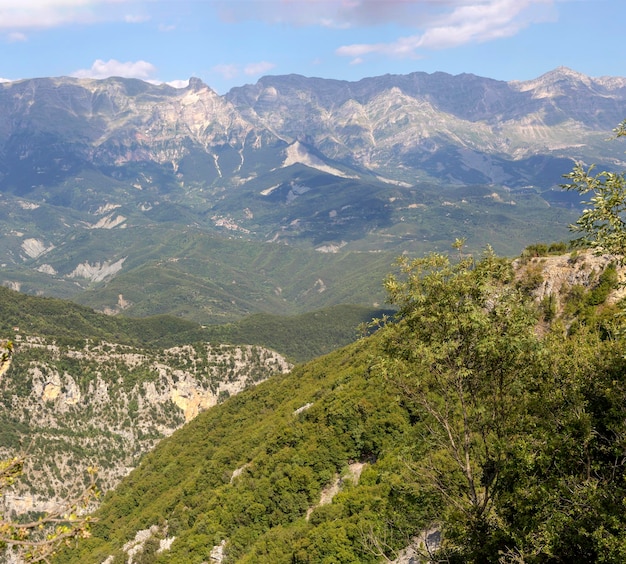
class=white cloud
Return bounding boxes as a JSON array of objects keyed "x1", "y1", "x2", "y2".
[
  {"x1": 6, "y1": 31, "x2": 27, "y2": 42},
  {"x1": 212, "y1": 64, "x2": 240, "y2": 81},
  {"x1": 417, "y1": 0, "x2": 553, "y2": 49},
  {"x1": 244, "y1": 61, "x2": 276, "y2": 76},
  {"x1": 336, "y1": 0, "x2": 555, "y2": 61},
  {"x1": 166, "y1": 78, "x2": 190, "y2": 89},
  {"x1": 216, "y1": 0, "x2": 556, "y2": 64},
  {"x1": 71, "y1": 58, "x2": 157, "y2": 80},
  {"x1": 0, "y1": 0, "x2": 143, "y2": 30}
]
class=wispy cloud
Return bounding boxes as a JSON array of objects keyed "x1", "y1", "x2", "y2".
[
  {"x1": 6, "y1": 31, "x2": 27, "y2": 42},
  {"x1": 215, "y1": 0, "x2": 444, "y2": 28},
  {"x1": 213, "y1": 61, "x2": 276, "y2": 80},
  {"x1": 212, "y1": 64, "x2": 240, "y2": 81},
  {"x1": 336, "y1": 0, "x2": 555, "y2": 61},
  {"x1": 124, "y1": 13, "x2": 150, "y2": 24},
  {"x1": 0, "y1": 0, "x2": 144, "y2": 30},
  {"x1": 71, "y1": 58, "x2": 157, "y2": 80},
  {"x1": 244, "y1": 61, "x2": 276, "y2": 76},
  {"x1": 214, "y1": 0, "x2": 556, "y2": 62}
]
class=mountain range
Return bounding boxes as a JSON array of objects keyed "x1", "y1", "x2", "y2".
[{"x1": 1, "y1": 66, "x2": 625, "y2": 321}]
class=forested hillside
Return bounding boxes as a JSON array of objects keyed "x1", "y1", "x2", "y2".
[
  {"x1": 54, "y1": 246, "x2": 626, "y2": 563},
  {"x1": 0, "y1": 287, "x2": 392, "y2": 564}
]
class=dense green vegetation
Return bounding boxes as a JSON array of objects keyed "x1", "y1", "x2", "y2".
[
  {"x1": 563, "y1": 119, "x2": 626, "y2": 263},
  {"x1": 59, "y1": 338, "x2": 423, "y2": 563},
  {"x1": 54, "y1": 244, "x2": 626, "y2": 563},
  {"x1": 201, "y1": 305, "x2": 394, "y2": 363},
  {"x1": 66, "y1": 227, "x2": 396, "y2": 323},
  {"x1": 377, "y1": 249, "x2": 626, "y2": 561},
  {"x1": 0, "y1": 286, "x2": 387, "y2": 363},
  {"x1": 0, "y1": 285, "x2": 206, "y2": 349}
]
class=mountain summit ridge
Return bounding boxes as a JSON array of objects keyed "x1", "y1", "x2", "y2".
[{"x1": 0, "y1": 66, "x2": 623, "y2": 195}]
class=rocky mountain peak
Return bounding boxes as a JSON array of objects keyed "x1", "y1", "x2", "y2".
[
  {"x1": 187, "y1": 76, "x2": 210, "y2": 92},
  {"x1": 513, "y1": 66, "x2": 603, "y2": 97}
]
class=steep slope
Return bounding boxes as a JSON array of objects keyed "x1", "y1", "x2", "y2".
[
  {"x1": 0, "y1": 286, "x2": 395, "y2": 524},
  {"x1": 53, "y1": 252, "x2": 626, "y2": 563},
  {"x1": 0, "y1": 309, "x2": 291, "y2": 518},
  {"x1": 57, "y1": 339, "x2": 421, "y2": 563}
]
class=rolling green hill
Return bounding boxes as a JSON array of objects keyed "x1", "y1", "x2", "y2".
[{"x1": 0, "y1": 286, "x2": 388, "y2": 363}]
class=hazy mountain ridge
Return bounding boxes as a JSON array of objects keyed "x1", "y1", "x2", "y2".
[
  {"x1": 0, "y1": 67, "x2": 622, "y2": 320},
  {"x1": 2, "y1": 66, "x2": 623, "y2": 197},
  {"x1": 227, "y1": 67, "x2": 626, "y2": 168}
]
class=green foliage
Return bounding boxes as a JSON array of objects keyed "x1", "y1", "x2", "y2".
[
  {"x1": 56, "y1": 339, "x2": 430, "y2": 563},
  {"x1": 65, "y1": 228, "x2": 395, "y2": 324},
  {"x1": 516, "y1": 261, "x2": 544, "y2": 293},
  {"x1": 376, "y1": 249, "x2": 541, "y2": 558},
  {"x1": 523, "y1": 242, "x2": 549, "y2": 257},
  {"x1": 375, "y1": 248, "x2": 626, "y2": 562},
  {"x1": 522, "y1": 241, "x2": 570, "y2": 258},
  {"x1": 587, "y1": 262, "x2": 619, "y2": 305},
  {"x1": 202, "y1": 305, "x2": 394, "y2": 363},
  {"x1": 563, "y1": 262, "x2": 620, "y2": 335},
  {"x1": 562, "y1": 120, "x2": 626, "y2": 262},
  {"x1": 45, "y1": 242, "x2": 626, "y2": 563},
  {"x1": 495, "y1": 330, "x2": 626, "y2": 563},
  {"x1": 0, "y1": 286, "x2": 207, "y2": 349},
  {"x1": 0, "y1": 284, "x2": 389, "y2": 363}
]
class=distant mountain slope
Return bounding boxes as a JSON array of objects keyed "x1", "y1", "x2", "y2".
[{"x1": 1, "y1": 67, "x2": 622, "y2": 318}]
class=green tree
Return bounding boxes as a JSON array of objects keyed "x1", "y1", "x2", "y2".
[
  {"x1": 375, "y1": 248, "x2": 541, "y2": 560},
  {"x1": 562, "y1": 119, "x2": 626, "y2": 263},
  {"x1": 374, "y1": 243, "x2": 626, "y2": 562}
]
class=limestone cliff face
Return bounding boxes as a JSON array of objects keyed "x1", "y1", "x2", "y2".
[
  {"x1": 514, "y1": 250, "x2": 625, "y2": 318},
  {"x1": 0, "y1": 336, "x2": 291, "y2": 515}
]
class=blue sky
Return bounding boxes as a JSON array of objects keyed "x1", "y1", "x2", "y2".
[{"x1": 0, "y1": 0, "x2": 623, "y2": 93}]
